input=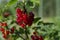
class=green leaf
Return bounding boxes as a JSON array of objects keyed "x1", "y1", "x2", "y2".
[
  {"x1": 30, "y1": 0, "x2": 40, "y2": 4},
  {"x1": 37, "y1": 21, "x2": 43, "y2": 25},
  {"x1": 0, "y1": 15, "x2": 3, "y2": 20},
  {"x1": 33, "y1": 17, "x2": 41, "y2": 23},
  {"x1": 26, "y1": 1, "x2": 33, "y2": 6},
  {"x1": 43, "y1": 22, "x2": 54, "y2": 26},
  {"x1": 19, "y1": 28, "x2": 25, "y2": 34},
  {"x1": 0, "y1": 32, "x2": 4, "y2": 40},
  {"x1": 5, "y1": 0, "x2": 18, "y2": 8},
  {"x1": 25, "y1": 27, "x2": 30, "y2": 34},
  {"x1": 17, "y1": 38, "x2": 23, "y2": 40},
  {"x1": 32, "y1": 27, "x2": 41, "y2": 30}
]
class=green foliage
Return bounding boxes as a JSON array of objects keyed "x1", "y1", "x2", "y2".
[
  {"x1": 0, "y1": 0, "x2": 60, "y2": 40},
  {"x1": 5, "y1": 0, "x2": 18, "y2": 8},
  {"x1": 33, "y1": 17, "x2": 41, "y2": 23},
  {"x1": 19, "y1": 28, "x2": 25, "y2": 34},
  {"x1": 30, "y1": 0, "x2": 40, "y2": 4}
]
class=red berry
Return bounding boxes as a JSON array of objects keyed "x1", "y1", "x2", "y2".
[
  {"x1": 28, "y1": 22, "x2": 32, "y2": 26},
  {"x1": 16, "y1": 8, "x2": 23, "y2": 15},
  {"x1": 39, "y1": 36, "x2": 44, "y2": 40},
  {"x1": 31, "y1": 33, "x2": 43, "y2": 40},
  {"x1": 0, "y1": 28, "x2": 5, "y2": 32},
  {"x1": 3, "y1": 34, "x2": 7, "y2": 39},
  {"x1": 27, "y1": 14, "x2": 34, "y2": 26},
  {"x1": 29, "y1": 12, "x2": 34, "y2": 17},
  {"x1": 20, "y1": 23, "x2": 26, "y2": 28},
  {"x1": 23, "y1": 14, "x2": 28, "y2": 24},
  {"x1": 3, "y1": 30, "x2": 10, "y2": 39},
  {"x1": 2, "y1": 22, "x2": 7, "y2": 27},
  {"x1": 10, "y1": 27, "x2": 14, "y2": 34},
  {"x1": 31, "y1": 35, "x2": 39, "y2": 40},
  {"x1": 16, "y1": 17, "x2": 23, "y2": 24},
  {"x1": 31, "y1": 35, "x2": 35, "y2": 40},
  {"x1": 6, "y1": 30, "x2": 10, "y2": 35}
]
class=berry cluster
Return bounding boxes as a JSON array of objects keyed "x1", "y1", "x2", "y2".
[
  {"x1": 16, "y1": 8, "x2": 34, "y2": 28},
  {"x1": 3, "y1": 12, "x2": 10, "y2": 18},
  {"x1": 0, "y1": 22, "x2": 7, "y2": 27},
  {"x1": 0, "y1": 8, "x2": 44, "y2": 40},
  {"x1": 0, "y1": 22, "x2": 14, "y2": 39},
  {"x1": 31, "y1": 32, "x2": 44, "y2": 40},
  {"x1": 0, "y1": 28, "x2": 10, "y2": 39}
]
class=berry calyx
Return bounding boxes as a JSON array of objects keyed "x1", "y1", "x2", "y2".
[{"x1": 33, "y1": 32, "x2": 37, "y2": 35}]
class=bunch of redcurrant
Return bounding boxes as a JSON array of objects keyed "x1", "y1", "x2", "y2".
[
  {"x1": 31, "y1": 32, "x2": 43, "y2": 40},
  {"x1": 0, "y1": 22, "x2": 15, "y2": 39},
  {"x1": 16, "y1": 8, "x2": 34, "y2": 28}
]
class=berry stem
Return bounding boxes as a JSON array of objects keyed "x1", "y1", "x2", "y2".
[
  {"x1": 24, "y1": 27, "x2": 29, "y2": 40},
  {"x1": 23, "y1": 0, "x2": 27, "y2": 13},
  {"x1": 17, "y1": 33, "x2": 25, "y2": 40}
]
